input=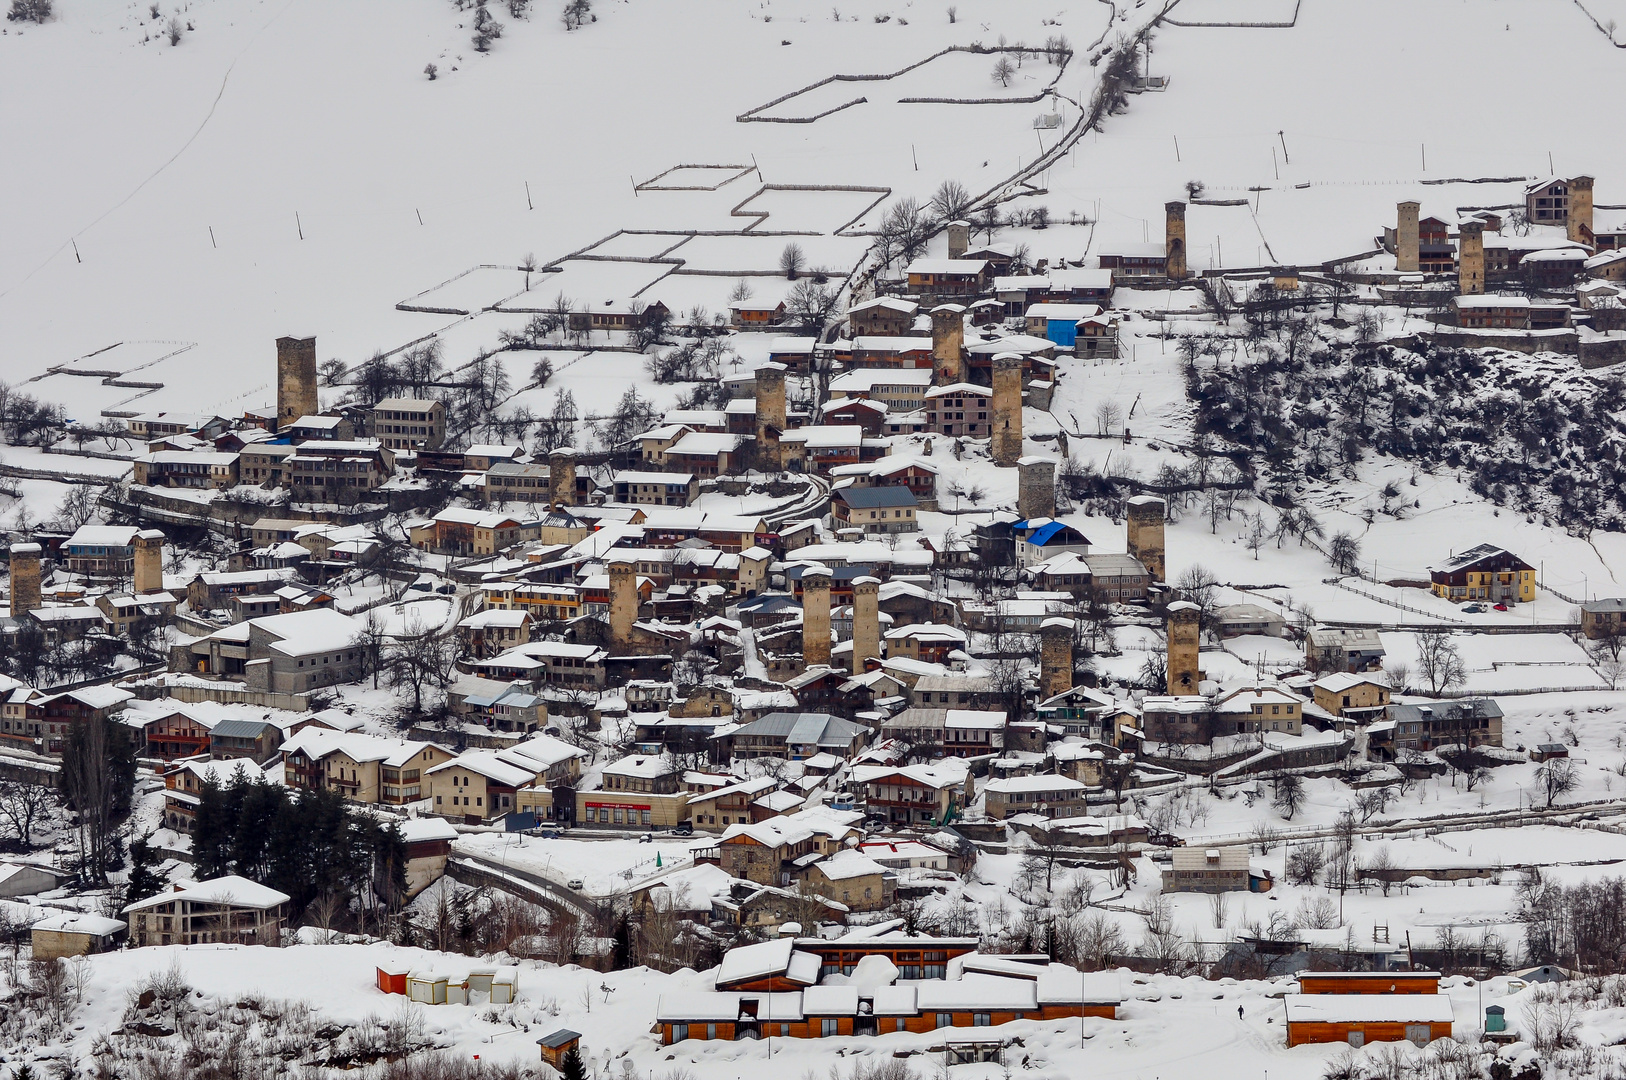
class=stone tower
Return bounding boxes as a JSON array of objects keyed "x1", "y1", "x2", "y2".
[
  {"x1": 276, "y1": 336, "x2": 319, "y2": 430},
  {"x1": 1396, "y1": 201, "x2": 1420, "y2": 273},
  {"x1": 1569, "y1": 175, "x2": 1595, "y2": 245},
  {"x1": 1126, "y1": 495, "x2": 1166, "y2": 582},
  {"x1": 1018, "y1": 456, "x2": 1056, "y2": 521},
  {"x1": 1458, "y1": 221, "x2": 1485, "y2": 295},
  {"x1": 548, "y1": 447, "x2": 577, "y2": 507},
  {"x1": 608, "y1": 559, "x2": 638, "y2": 650},
  {"x1": 133, "y1": 529, "x2": 166, "y2": 595},
  {"x1": 946, "y1": 220, "x2": 971, "y2": 260},
  {"x1": 851, "y1": 576, "x2": 881, "y2": 675},
  {"x1": 755, "y1": 363, "x2": 787, "y2": 469},
  {"x1": 1167, "y1": 600, "x2": 1201, "y2": 696},
  {"x1": 1039, "y1": 617, "x2": 1074, "y2": 701},
  {"x1": 1165, "y1": 201, "x2": 1188, "y2": 281},
  {"x1": 990, "y1": 353, "x2": 1024, "y2": 467},
  {"x1": 8, "y1": 542, "x2": 41, "y2": 617},
  {"x1": 801, "y1": 567, "x2": 832, "y2": 669},
  {"x1": 930, "y1": 305, "x2": 966, "y2": 385}
]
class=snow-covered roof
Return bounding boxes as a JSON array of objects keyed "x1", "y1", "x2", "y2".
[
  {"x1": 427, "y1": 752, "x2": 535, "y2": 788},
  {"x1": 1283, "y1": 994, "x2": 1454, "y2": 1024},
  {"x1": 31, "y1": 912, "x2": 125, "y2": 937},
  {"x1": 123, "y1": 875, "x2": 290, "y2": 913},
  {"x1": 811, "y1": 849, "x2": 886, "y2": 881}
]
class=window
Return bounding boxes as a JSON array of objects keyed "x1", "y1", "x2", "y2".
[
  {"x1": 672, "y1": 1024, "x2": 688, "y2": 1042},
  {"x1": 935, "y1": 1013, "x2": 952, "y2": 1029},
  {"x1": 821, "y1": 1018, "x2": 838, "y2": 1037},
  {"x1": 705, "y1": 1024, "x2": 717, "y2": 1041},
  {"x1": 973, "y1": 1013, "x2": 990, "y2": 1027}
]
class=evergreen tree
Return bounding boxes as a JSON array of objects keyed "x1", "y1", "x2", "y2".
[
  {"x1": 560, "y1": 1047, "x2": 588, "y2": 1080},
  {"x1": 125, "y1": 833, "x2": 166, "y2": 905}
]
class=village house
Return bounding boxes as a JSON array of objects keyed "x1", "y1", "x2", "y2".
[
  {"x1": 1385, "y1": 699, "x2": 1503, "y2": 754},
  {"x1": 983, "y1": 774, "x2": 1088, "y2": 820},
  {"x1": 280, "y1": 727, "x2": 453, "y2": 806},
  {"x1": 366, "y1": 397, "x2": 446, "y2": 450},
  {"x1": 853, "y1": 762, "x2": 968, "y2": 826},
  {"x1": 1215, "y1": 685, "x2": 1304, "y2": 736},
  {"x1": 924, "y1": 383, "x2": 992, "y2": 439},
  {"x1": 412, "y1": 507, "x2": 538, "y2": 556},
  {"x1": 1428, "y1": 544, "x2": 1536, "y2": 604},
  {"x1": 1306, "y1": 626, "x2": 1386, "y2": 673},
  {"x1": 124, "y1": 876, "x2": 290, "y2": 948},
  {"x1": 801, "y1": 849, "x2": 891, "y2": 912},
  {"x1": 846, "y1": 296, "x2": 920, "y2": 336},
  {"x1": 1312, "y1": 673, "x2": 1392, "y2": 719},
  {"x1": 132, "y1": 450, "x2": 241, "y2": 489},
  {"x1": 905, "y1": 258, "x2": 992, "y2": 299},
  {"x1": 613, "y1": 470, "x2": 698, "y2": 506},
  {"x1": 1162, "y1": 846, "x2": 1251, "y2": 893},
  {"x1": 831, "y1": 485, "x2": 919, "y2": 534}
]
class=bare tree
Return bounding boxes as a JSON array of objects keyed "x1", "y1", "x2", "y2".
[
  {"x1": 1271, "y1": 772, "x2": 1305, "y2": 820},
  {"x1": 1092, "y1": 399, "x2": 1123, "y2": 435},
  {"x1": 930, "y1": 180, "x2": 974, "y2": 222},
  {"x1": 166, "y1": 14, "x2": 184, "y2": 44},
  {"x1": 1535, "y1": 757, "x2": 1578, "y2": 808},
  {"x1": 0, "y1": 782, "x2": 52, "y2": 848},
  {"x1": 384, "y1": 616, "x2": 456, "y2": 715},
  {"x1": 471, "y1": 4, "x2": 504, "y2": 49},
  {"x1": 991, "y1": 55, "x2": 1016, "y2": 86},
  {"x1": 562, "y1": 0, "x2": 593, "y2": 30},
  {"x1": 1415, "y1": 629, "x2": 1466, "y2": 697},
  {"x1": 779, "y1": 243, "x2": 806, "y2": 281},
  {"x1": 1327, "y1": 531, "x2": 1361, "y2": 576}
]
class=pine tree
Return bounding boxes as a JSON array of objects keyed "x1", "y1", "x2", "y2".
[
  {"x1": 560, "y1": 1047, "x2": 588, "y2": 1080},
  {"x1": 125, "y1": 833, "x2": 166, "y2": 905}
]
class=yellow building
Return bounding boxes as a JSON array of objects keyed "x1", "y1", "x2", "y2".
[{"x1": 1428, "y1": 544, "x2": 1536, "y2": 604}]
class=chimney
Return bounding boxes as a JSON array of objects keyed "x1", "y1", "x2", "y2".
[
  {"x1": 133, "y1": 529, "x2": 166, "y2": 595},
  {"x1": 930, "y1": 305, "x2": 966, "y2": 385},
  {"x1": 990, "y1": 352, "x2": 1024, "y2": 467},
  {"x1": 851, "y1": 576, "x2": 881, "y2": 675},
  {"x1": 1396, "y1": 201, "x2": 1420, "y2": 273},
  {"x1": 801, "y1": 567, "x2": 832, "y2": 669},
  {"x1": 8, "y1": 542, "x2": 42, "y2": 617},
  {"x1": 1018, "y1": 456, "x2": 1056, "y2": 520},
  {"x1": 1164, "y1": 201, "x2": 1188, "y2": 281},
  {"x1": 548, "y1": 446, "x2": 577, "y2": 507}
]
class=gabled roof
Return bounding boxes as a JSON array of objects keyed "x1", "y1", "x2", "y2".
[{"x1": 123, "y1": 875, "x2": 290, "y2": 913}]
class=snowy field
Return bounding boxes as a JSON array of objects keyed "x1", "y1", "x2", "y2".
[{"x1": 454, "y1": 832, "x2": 702, "y2": 898}]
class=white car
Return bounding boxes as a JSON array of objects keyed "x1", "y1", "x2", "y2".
[{"x1": 566, "y1": 879, "x2": 585, "y2": 891}]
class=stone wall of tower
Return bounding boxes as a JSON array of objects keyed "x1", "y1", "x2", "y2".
[
  {"x1": 1458, "y1": 221, "x2": 1485, "y2": 296},
  {"x1": 851, "y1": 577, "x2": 881, "y2": 675},
  {"x1": 990, "y1": 353, "x2": 1024, "y2": 466},
  {"x1": 755, "y1": 363, "x2": 788, "y2": 469},
  {"x1": 1165, "y1": 201, "x2": 1188, "y2": 281},
  {"x1": 1017, "y1": 457, "x2": 1056, "y2": 521},
  {"x1": 1039, "y1": 618, "x2": 1074, "y2": 701},
  {"x1": 8, "y1": 542, "x2": 41, "y2": 617},
  {"x1": 276, "y1": 336, "x2": 319, "y2": 430},
  {"x1": 930, "y1": 305, "x2": 966, "y2": 385},
  {"x1": 1396, "y1": 201, "x2": 1420, "y2": 273},
  {"x1": 801, "y1": 570, "x2": 832, "y2": 669},
  {"x1": 1167, "y1": 601, "x2": 1201, "y2": 696},
  {"x1": 1570, "y1": 175, "x2": 1595, "y2": 245},
  {"x1": 947, "y1": 221, "x2": 970, "y2": 260},
  {"x1": 609, "y1": 560, "x2": 638, "y2": 650},
  {"x1": 549, "y1": 447, "x2": 577, "y2": 507},
  {"x1": 133, "y1": 530, "x2": 166, "y2": 595},
  {"x1": 1125, "y1": 495, "x2": 1166, "y2": 582}
]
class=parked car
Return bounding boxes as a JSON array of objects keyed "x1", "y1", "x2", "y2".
[
  {"x1": 566, "y1": 878, "x2": 585, "y2": 891},
  {"x1": 1494, "y1": 603, "x2": 1509, "y2": 611},
  {"x1": 530, "y1": 827, "x2": 561, "y2": 839},
  {"x1": 671, "y1": 821, "x2": 694, "y2": 836},
  {"x1": 1461, "y1": 603, "x2": 1485, "y2": 613}
]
